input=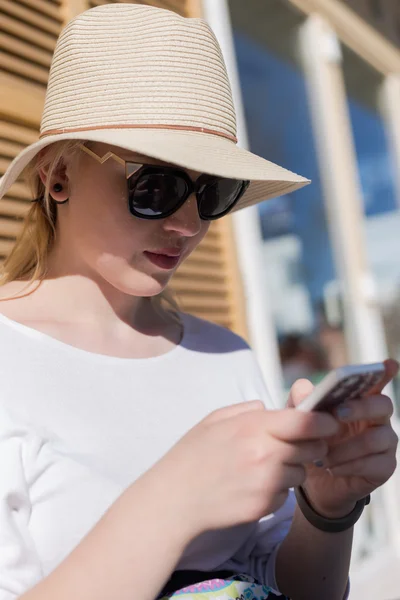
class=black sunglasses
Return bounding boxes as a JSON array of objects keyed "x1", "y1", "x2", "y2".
[{"x1": 79, "y1": 144, "x2": 250, "y2": 221}]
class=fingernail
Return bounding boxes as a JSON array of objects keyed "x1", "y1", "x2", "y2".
[
  {"x1": 313, "y1": 459, "x2": 324, "y2": 468},
  {"x1": 336, "y1": 406, "x2": 352, "y2": 420}
]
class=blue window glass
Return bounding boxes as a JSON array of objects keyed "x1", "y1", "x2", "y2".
[
  {"x1": 343, "y1": 46, "x2": 398, "y2": 216},
  {"x1": 230, "y1": 0, "x2": 349, "y2": 389},
  {"x1": 233, "y1": 30, "x2": 336, "y2": 318}
]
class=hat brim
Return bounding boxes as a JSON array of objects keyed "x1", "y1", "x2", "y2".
[{"x1": 0, "y1": 128, "x2": 310, "y2": 209}]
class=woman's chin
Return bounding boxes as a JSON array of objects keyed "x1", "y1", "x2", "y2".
[{"x1": 103, "y1": 270, "x2": 170, "y2": 297}]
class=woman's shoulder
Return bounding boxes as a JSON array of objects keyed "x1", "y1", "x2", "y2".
[
  {"x1": 0, "y1": 279, "x2": 36, "y2": 300},
  {"x1": 180, "y1": 312, "x2": 250, "y2": 354},
  {"x1": 0, "y1": 281, "x2": 40, "y2": 326},
  {"x1": 180, "y1": 312, "x2": 273, "y2": 406}
]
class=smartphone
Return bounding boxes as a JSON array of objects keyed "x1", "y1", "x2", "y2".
[{"x1": 296, "y1": 362, "x2": 386, "y2": 413}]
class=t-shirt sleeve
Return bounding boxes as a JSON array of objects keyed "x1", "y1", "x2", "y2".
[{"x1": 0, "y1": 407, "x2": 43, "y2": 599}]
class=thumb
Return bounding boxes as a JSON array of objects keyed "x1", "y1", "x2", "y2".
[
  {"x1": 367, "y1": 358, "x2": 399, "y2": 395},
  {"x1": 287, "y1": 378, "x2": 314, "y2": 409}
]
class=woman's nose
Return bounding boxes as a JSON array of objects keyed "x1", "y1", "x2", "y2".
[{"x1": 162, "y1": 194, "x2": 202, "y2": 237}]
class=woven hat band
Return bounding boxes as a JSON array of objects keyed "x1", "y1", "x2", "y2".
[
  {"x1": 40, "y1": 4, "x2": 237, "y2": 141},
  {"x1": 39, "y1": 123, "x2": 238, "y2": 143}
]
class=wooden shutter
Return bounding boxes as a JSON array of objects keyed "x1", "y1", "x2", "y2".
[
  {"x1": 0, "y1": 0, "x2": 248, "y2": 338},
  {"x1": 171, "y1": 219, "x2": 247, "y2": 333},
  {"x1": 0, "y1": 120, "x2": 38, "y2": 260},
  {"x1": 1, "y1": 0, "x2": 63, "y2": 87},
  {"x1": 0, "y1": 0, "x2": 52, "y2": 264}
]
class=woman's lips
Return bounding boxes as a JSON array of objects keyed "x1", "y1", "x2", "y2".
[{"x1": 143, "y1": 251, "x2": 181, "y2": 270}]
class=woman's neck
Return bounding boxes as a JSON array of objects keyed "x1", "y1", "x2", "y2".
[{"x1": 0, "y1": 277, "x2": 182, "y2": 359}]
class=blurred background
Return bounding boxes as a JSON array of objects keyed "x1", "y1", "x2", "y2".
[{"x1": 1, "y1": 0, "x2": 400, "y2": 598}]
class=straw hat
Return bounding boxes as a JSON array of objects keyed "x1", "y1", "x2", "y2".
[{"x1": 0, "y1": 3, "x2": 310, "y2": 208}]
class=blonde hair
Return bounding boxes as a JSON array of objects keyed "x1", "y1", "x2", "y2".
[
  {"x1": 0, "y1": 140, "x2": 81, "y2": 285},
  {"x1": 0, "y1": 140, "x2": 180, "y2": 321}
]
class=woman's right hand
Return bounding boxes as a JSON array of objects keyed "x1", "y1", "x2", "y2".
[{"x1": 150, "y1": 400, "x2": 340, "y2": 541}]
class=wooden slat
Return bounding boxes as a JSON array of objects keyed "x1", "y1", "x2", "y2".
[
  {"x1": 0, "y1": 120, "x2": 39, "y2": 145},
  {"x1": 177, "y1": 262, "x2": 226, "y2": 281},
  {"x1": 140, "y1": 0, "x2": 187, "y2": 15},
  {"x1": 0, "y1": 72, "x2": 45, "y2": 125},
  {"x1": 1, "y1": 0, "x2": 61, "y2": 36},
  {"x1": 195, "y1": 243, "x2": 221, "y2": 257},
  {"x1": 0, "y1": 139, "x2": 25, "y2": 158},
  {"x1": 62, "y1": 0, "x2": 87, "y2": 21},
  {"x1": 0, "y1": 239, "x2": 16, "y2": 255},
  {"x1": 175, "y1": 294, "x2": 230, "y2": 310},
  {"x1": 0, "y1": 217, "x2": 24, "y2": 238},
  {"x1": 1, "y1": 13, "x2": 57, "y2": 52},
  {"x1": 15, "y1": 0, "x2": 63, "y2": 21},
  {"x1": 4, "y1": 182, "x2": 31, "y2": 200},
  {"x1": 203, "y1": 228, "x2": 220, "y2": 241},
  {"x1": 0, "y1": 157, "x2": 12, "y2": 174},
  {"x1": 178, "y1": 301, "x2": 230, "y2": 315},
  {"x1": 88, "y1": 0, "x2": 109, "y2": 6},
  {"x1": 216, "y1": 216, "x2": 248, "y2": 339},
  {"x1": 163, "y1": 0, "x2": 187, "y2": 14},
  {"x1": 186, "y1": 0, "x2": 202, "y2": 18},
  {"x1": 171, "y1": 276, "x2": 228, "y2": 294},
  {"x1": 0, "y1": 197, "x2": 31, "y2": 218},
  {"x1": 0, "y1": 32, "x2": 53, "y2": 68},
  {"x1": 173, "y1": 287, "x2": 228, "y2": 300},
  {"x1": 88, "y1": 0, "x2": 187, "y2": 17},
  {"x1": 184, "y1": 253, "x2": 224, "y2": 269},
  {"x1": 198, "y1": 235, "x2": 222, "y2": 249},
  {"x1": 1, "y1": 52, "x2": 50, "y2": 84}
]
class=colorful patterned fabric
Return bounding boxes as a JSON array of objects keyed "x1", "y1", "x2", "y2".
[{"x1": 159, "y1": 574, "x2": 287, "y2": 599}]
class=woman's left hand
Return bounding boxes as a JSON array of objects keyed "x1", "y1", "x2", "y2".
[{"x1": 288, "y1": 359, "x2": 399, "y2": 517}]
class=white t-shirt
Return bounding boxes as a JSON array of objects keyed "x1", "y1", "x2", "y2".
[{"x1": 0, "y1": 310, "x2": 295, "y2": 599}]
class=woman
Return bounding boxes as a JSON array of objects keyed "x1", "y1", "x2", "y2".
[{"x1": 0, "y1": 4, "x2": 398, "y2": 600}]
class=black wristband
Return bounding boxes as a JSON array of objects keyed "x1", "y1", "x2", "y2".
[{"x1": 294, "y1": 486, "x2": 370, "y2": 533}]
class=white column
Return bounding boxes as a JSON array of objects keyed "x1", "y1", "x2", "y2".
[
  {"x1": 299, "y1": 14, "x2": 400, "y2": 555},
  {"x1": 299, "y1": 15, "x2": 389, "y2": 365},
  {"x1": 201, "y1": 0, "x2": 284, "y2": 406},
  {"x1": 380, "y1": 74, "x2": 400, "y2": 207}
]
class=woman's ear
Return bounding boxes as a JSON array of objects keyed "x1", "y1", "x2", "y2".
[{"x1": 39, "y1": 161, "x2": 69, "y2": 203}]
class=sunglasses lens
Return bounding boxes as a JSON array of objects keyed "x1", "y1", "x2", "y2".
[
  {"x1": 199, "y1": 178, "x2": 246, "y2": 219},
  {"x1": 128, "y1": 173, "x2": 187, "y2": 218}
]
